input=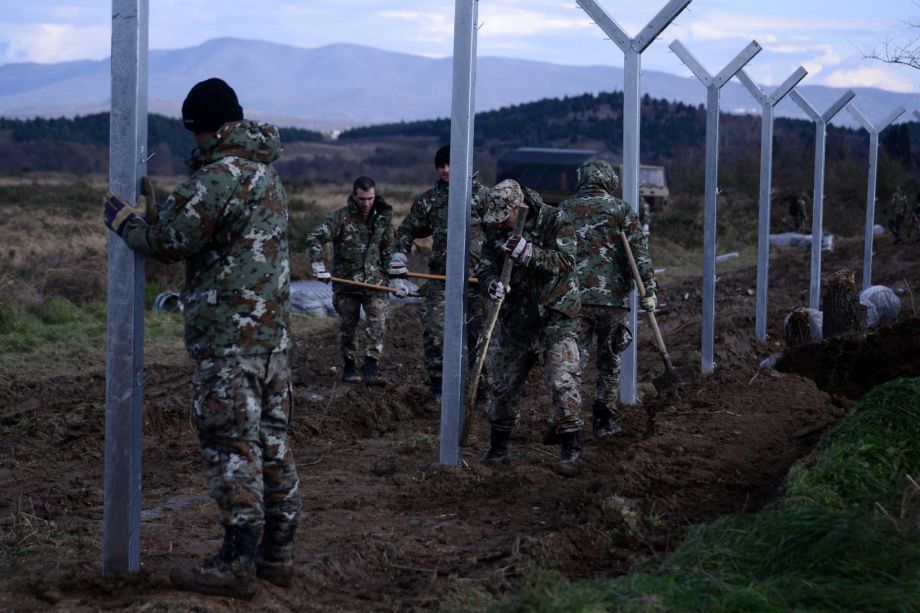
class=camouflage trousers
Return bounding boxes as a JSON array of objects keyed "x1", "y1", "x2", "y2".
[
  {"x1": 576, "y1": 305, "x2": 632, "y2": 416},
  {"x1": 333, "y1": 290, "x2": 388, "y2": 362},
  {"x1": 419, "y1": 283, "x2": 491, "y2": 397},
  {"x1": 490, "y1": 313, "x2": 583, "y2": 434},
  {"x1": 192, "y1": 351, "x2": 301, "y2": 558},
  {"x1": 888, "y1": 215, "x2": 904, "y2": 241}
]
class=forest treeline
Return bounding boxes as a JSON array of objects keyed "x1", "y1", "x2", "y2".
[
  {"x1": 0, "y1": 113, "x2": 323, "y2": 175},
  {"x1": 1, "y1": 90, "x2": 917, "y2": 211}
]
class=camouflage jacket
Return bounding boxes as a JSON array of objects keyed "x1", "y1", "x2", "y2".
[
  {"x1": 559, "y1": 188, "x2": 657, "y2": 309},
  {"x1": 477, "y1": 189, "x2": 580, "y2": 325},
  {"x1": 304, "y1": 195, "x2": 395, "y2": 292},
  {"x1": 889, "y1": 191, "x2": 908, "y2": 218},
  {"x1": 393, "y1": 178, "x2": 489, "y2": 275},
  {"x1": 121, "y1": 120, "x2": 291, "y2": 360}
]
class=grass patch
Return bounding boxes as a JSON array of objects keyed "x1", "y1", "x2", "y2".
[
  {"x1": 502, "y1": 378, "x2": 920, "y2": 612},
  {"x1": 0, "y1": 298, "x2": 185, "y2": 378}
]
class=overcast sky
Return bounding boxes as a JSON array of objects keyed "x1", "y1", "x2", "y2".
[{"x1": 1, "y1": 1, "x2": 918, "y2": 92}]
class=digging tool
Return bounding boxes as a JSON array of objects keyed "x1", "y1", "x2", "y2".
[
  {"x1": 328, "y1": 277, "x2": 418, "y2": 297},
  {"x1": 460, "y1": 205, "x2": 530, "y2": 446},
  {"x1": 618, "y1": 230, "x2": 693, "y2": 395},
  {"x1": 407, "y1": 271, "x2": 479, "y2": 284}
]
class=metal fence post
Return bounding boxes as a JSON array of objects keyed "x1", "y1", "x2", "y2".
[
  {"x1": 104, "y1": 0, "x2": 148, "y2": 574},
  {"x1": 736, "y1": 67, "x2": 806, "y2": 342},
  {"x1": 440, "y1": 0, "x2": 479, "y2": 466},
  {"x1": 789, "y1": 89, "x2": 855, "y2": 310},
  {"x1": 846, "y1": 104, "x2": 905, "y2": 290},
  {"x1": 576, "y1": 0, "x2": 691, "y2": 405},
  {"x1": 670, "y1": 40, "x2": 761, "y2": 374}
]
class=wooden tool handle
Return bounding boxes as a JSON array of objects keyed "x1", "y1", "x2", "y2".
[
  {"x1": 328, "y1": 277, "x2": 398, "y2": 293},
  {"x1": 407, "y1": 271, "x2": 479, "y2": 284}
]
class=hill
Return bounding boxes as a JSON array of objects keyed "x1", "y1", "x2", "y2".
[{"x1": 0, "y1": 37, "x2": 915, "y2": 131}]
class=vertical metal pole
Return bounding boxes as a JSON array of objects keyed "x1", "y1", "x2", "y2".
[
  {"x1": 863, "y1": 131, "x2": 880, "y2": 289},
  {"x1": 847, "y1": 104, "x2": 905, "y2": 290},
  {"x1": 576, "y1": 0, "x2": 691, "y2": 403},
  {"x1": 754, "y1": 103, "x2": 773, "y2": 341},
  {"x1": 701, "y1": 85, "x2": 719, "y2": 373},
  {"x1": 104, "y1": 0, "x2": 147, "y2": 574},
  {"x1": 440, "y1": 0, "x2": 478, "y2": 466},
  {"x1": 810, "y1": 124, "x2": 827, "y2": 308},
  {"x1": 670, "y1": 40, "x2": 761, "y2": 374},
  {"x1": 620, "y1": 48, "x2": 640, "y2": 405},
  {"x1": 736, "y1": 68, "x2": 805, "y2": 341},
  {"x1": 789, "y1": 89, "x2": 854, "y2": 310}
]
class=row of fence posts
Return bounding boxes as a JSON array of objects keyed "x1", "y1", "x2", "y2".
[{"x1": 103, "y1": 0, "x2": 912, "y2": 573}]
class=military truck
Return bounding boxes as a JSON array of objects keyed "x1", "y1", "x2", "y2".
[{"x1": 495, "y1": 147, "x2": 670, "y2": 212}]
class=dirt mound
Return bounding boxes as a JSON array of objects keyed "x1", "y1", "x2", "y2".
[
  {"x1": 776, "y1": 316, "x2": 920, "y2": 398},
  {"x1": 1, "y1": 234, "x2": 918, "y2": 610}
]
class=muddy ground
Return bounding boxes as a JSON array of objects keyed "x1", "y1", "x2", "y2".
[{"x1": 1, "y1": 235, "x2": 919, "y2": 611}]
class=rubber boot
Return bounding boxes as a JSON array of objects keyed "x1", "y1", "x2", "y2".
[
  {"x1": 482, "y1": 428, "x2": 511, "y2": 466},
  {"x1": 170, "y1": 524, "x2": 259, "y2": 599},
  {"x1": 342, "y1": 358, "x2": 361, "y2": 383},
  {"x1": 554, "y1": 431, "x2": 584, "y2": 478},
  {"x1": 257, "y1": 517, "x2": 297, "y2": 588},
  {"x1": 592, "y1": 402, "x2": 622, "y2": 439},
  {"x1": 362, "y1": 356, "x2": 385, "y2": 386}
]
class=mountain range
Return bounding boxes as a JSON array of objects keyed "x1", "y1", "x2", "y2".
[{"x1": 0, "y1": 37, "x2": 916, "y2": 131}]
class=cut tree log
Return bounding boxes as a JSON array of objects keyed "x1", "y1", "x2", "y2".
[
  {"x1": 821, "y1": 269, "x2": 867, "y2": 339},
  {"x1": 784, "y1": 306, "x2": 813, "y2": 348}
]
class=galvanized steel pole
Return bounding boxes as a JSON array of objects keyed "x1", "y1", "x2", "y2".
[
  {"x1": 847, "y1": 104, "x2": 905, "y2": 290},
  {"x1": 104, "y1": 0, "x2": 148, "y2": 574},
  {"x1": 576, "y1": 0, "x2": 691, "y2": 405},
  {"x1": 736, "y1": 67, "x2": 806, "y2": 341},
  {"x1": 440, "y1": 0, "x2": 479, "y2": 466},
  {"x1": 670, "y1": 40, "x2": 761, "y2": 374},
  {"x1": 788, "y1": 89, "x2": 855, "y2": 310}
]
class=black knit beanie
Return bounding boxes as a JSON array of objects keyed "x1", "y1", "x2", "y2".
[
  {"x1": 181, "y1": 78, "x2": 244, "y2": 133},
  {"x1": 434, "y1": 145, "x2": 450, "y2": 168}
]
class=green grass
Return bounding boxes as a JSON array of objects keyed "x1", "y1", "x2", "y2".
[
  {"x1": 501, "y1": 378, "x2": 920, "y2": 612},
  {"x1": 0, "y1": 297, "x2": 185, "y2": 376}
]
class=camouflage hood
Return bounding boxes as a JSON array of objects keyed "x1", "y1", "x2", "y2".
[
  {"x1": 186, "y1": 119, "x2": 282, "y2": 172},
  {"x1": 576, "y1": 160, "x2": 619, "y2": 195}
]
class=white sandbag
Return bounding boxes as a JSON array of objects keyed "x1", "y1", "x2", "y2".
[
  {"x1": 769, "y1": 232, "x2": 834, "y2": 251},
  {"x1": 860, "y1": 285, "x2": 901, "y2": 327}
]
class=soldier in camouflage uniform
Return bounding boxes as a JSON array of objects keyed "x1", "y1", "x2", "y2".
[
  {"x1": 103, "y1": 78, "x2": 300, "y2": 598},
  {"x1": 559, "y1": 161, "x2": 657, "y2": 439},
  {"x1": 305, "y1": 176, "x2": 397, "y2": 385},
  {"x1": 389, "y1": 145, "x2": 491, "y2": 409},
  {"x1": 789, "y1": 190, "x2": 809, "y2": 232},
  {"x1": 476, "y1": 179, "x2": 585, "y2": 474},
  {"x1": 887, "y1": 187, "x2": 908, "y2": 243}
]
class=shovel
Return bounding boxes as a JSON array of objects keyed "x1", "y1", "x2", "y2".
[
  {"x1": 460, "y1": 205, "x2": 530, "y2": 446},
  {"x1": 618, "y1": 230, "x2": 693, "y2": 395},
  {"x1": 328, "y1": 277, "x2": 420, "y2": 298}
]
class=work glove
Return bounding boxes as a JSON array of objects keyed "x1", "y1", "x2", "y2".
[
  {"x1": 103, "y1": 190, "x2": 145, "y2": 236},
  {"x1": 312, "y1": 261, "x2": 331, "y2": 282},
  {"x1": 388, "y1": 252, "x2": 408, "y2": 277},
  {"x1": 641, "y1": 293, "x2": 657, "y2": 312},
  {"x1": 389, "y1": 278, "x2": 409, "y2": 297},
  {"x1": 488, "y1": 279, "x2": 508, "y2": 301},
  {"x1": 501, "y1": 233, "x2": 533, "y2": 264},
  {"x1": 642, "y1": 223, "x2": 649, "y2": 236},
  {"x1": 136, "y1": 176, "x2": 159, "y2": 224}
]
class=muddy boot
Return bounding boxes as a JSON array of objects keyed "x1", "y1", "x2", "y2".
[
  {"x1": 482, "y1": 428, "x2": 511, "y2": 466},
  {"x1": 342, "y1": 358, "x2": 361, "y2": 383},
  {"x1": 170, "y1": 524, "x2": 259, "y2": 599},
  {"x1": 361, "y1": 356, "x2": 385, "y2": 386},
  {"x1": 542, "y1": 423, "x2": 560, "y2": 445},
  {"x1": 257, "y1": 517, "x2": 297, "y2": 588},
  {"x1": 554, "y1": 431, "x2": 583, "y2": 478},
  {"x1": 592, "y1": 403, "x2": 622, "y2": 440}
]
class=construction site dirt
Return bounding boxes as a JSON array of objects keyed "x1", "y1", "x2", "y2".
[{"x1": 1, "y1": 234, "x2": 919, "y2": 611}]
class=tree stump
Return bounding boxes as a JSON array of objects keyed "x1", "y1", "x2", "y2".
[
  {"x1": 822, "y1": 269, "x2": 867, "y2": 339},
  {"x1": 784, "y1": 307, "x2": 813, "y2": 348}
]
